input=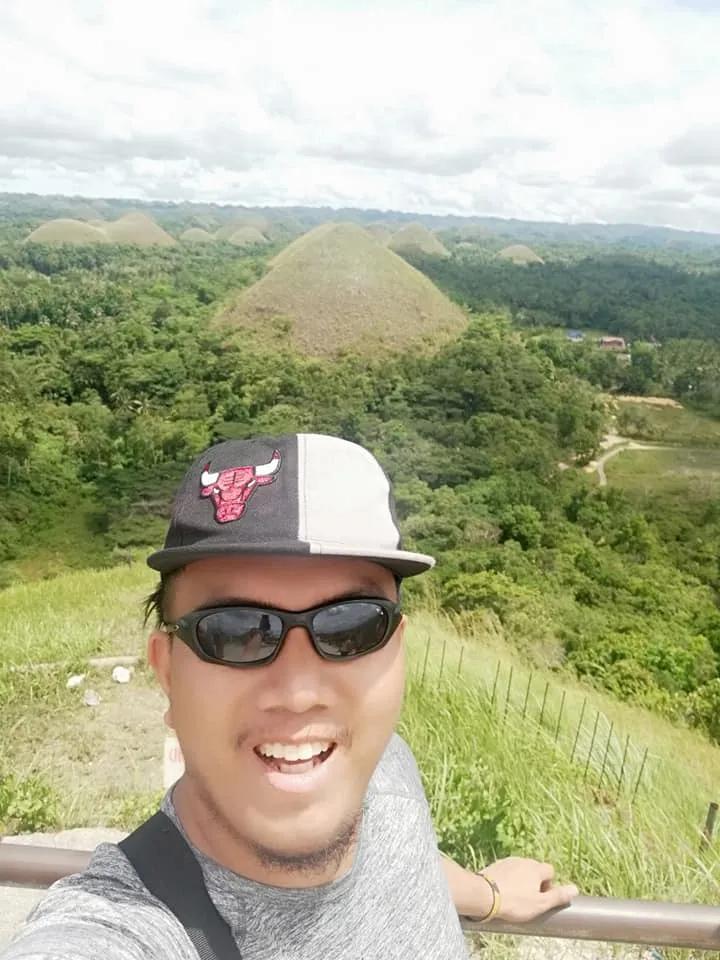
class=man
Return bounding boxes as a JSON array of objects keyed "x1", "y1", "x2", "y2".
[{"x1": 3, "y1": 433, "x2": 577, "y2": 960}]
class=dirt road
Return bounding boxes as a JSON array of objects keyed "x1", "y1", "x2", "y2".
[{"x1": 584, "y1": 437, "x2": 671, "y2": 487}]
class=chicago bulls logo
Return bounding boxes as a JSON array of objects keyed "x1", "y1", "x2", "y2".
[{"x1": 200, "y1": 451, "x2": 281, "y2": 523}]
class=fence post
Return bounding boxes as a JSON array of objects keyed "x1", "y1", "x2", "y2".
[
  {"x1": 616, "y1": 734, "x2": 631, "y2": 799},
  {"x1": 538, "y1": 681, "x2": 550, "y2": 729},
  {"x1": 584, "y1": 710, "x2": 601, "y2": 783},
  {"x1": 438, "y1": 635, "x2": 447, "y2": 684},
  {"x1": 456, "y1": 646, "x2": 465, "y2": 678},
  {"x1": 570, "y1": 698, "x2": 587, "y2": 764},
  {"x1": 521, "y1": 673, "x2": 533, "y2": 721},
  {"x1": 701, "y1": 802, "x2": 719, "y2": 853},
  {"x1": 421, "y1": 634, "x2": 431, "y2": 684},
  {"x1": 503, "y1": 665, "x2": 514, "y2": 725},
  {"x1": 597, "y1": 721, "x2": 614, "y2": 790},
  {"x1": 554, "y1": 690, "x2": 567, "y2": 743},
  {"x1": 631, "y1": 747, "x2": 649, "y2": 804},
  {"x1": 490, "y1": 661, "x2": 501, "y2": 708}
]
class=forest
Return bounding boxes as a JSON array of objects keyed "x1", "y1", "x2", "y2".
[{"x1": 3, "y1": 214, "x2": 720, "y2": 747}]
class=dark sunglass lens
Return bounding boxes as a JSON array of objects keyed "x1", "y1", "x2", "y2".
[
  {"x1": 312, "y1": 602, "x2": 390, "y2": 659},
  {"x1": 197, "y1": 610, "x2": 283, "y2": 663}
]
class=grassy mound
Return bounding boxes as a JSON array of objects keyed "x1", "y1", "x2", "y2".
[
  {"x1": 189, "y1": 215, "x2": 218, "y2": 231},
  {"x1": 365, "y1": 223, "x2": 392, "y2": 246},
  {"x1": 24, "y1": 220, "x2": 110, "y2": 245},
  {"x1": 104, "y1": 213, "x2": 176, "y2": 247},
  {"x1": 218, "y1": 222, "x2": 467, "y2": 355},
  {"x1": 266, "y1": 217, "x2": 306, "y2": 244},
  {"x1": 216, "y1": 214, "x2": 270, "y2": 240},
  {"x1": 180, "y1": 227, "x2": 215, "y2": 244},
  {"x1": 498, "y1": 244, "x2": 544, "y2": 265},
  {"x1": 389, "y1": 222, "x2": 451, "y2": 258},
  {"x1": 228, "y1": 227, "x2": 268, "y2": 247}
]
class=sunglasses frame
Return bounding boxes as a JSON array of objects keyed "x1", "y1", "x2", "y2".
[{"x1": 164, "y1": 597, "x2": 403, "y2": 668}]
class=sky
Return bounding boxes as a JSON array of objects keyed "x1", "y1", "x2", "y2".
[{"x1": 1, "y1": 0, "x2": 720, "y2": 231}]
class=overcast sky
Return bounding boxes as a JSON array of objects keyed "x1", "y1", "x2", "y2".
[{"x1": 1, "y1": 0, "x2": 720, "y2": 230}]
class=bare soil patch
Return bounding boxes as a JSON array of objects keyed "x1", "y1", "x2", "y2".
[{"x1": 613, "y1": 396, "x2": 682, "y2": 408}]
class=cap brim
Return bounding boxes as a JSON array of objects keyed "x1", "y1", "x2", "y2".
[{"x1": 147, "y1": 539, "x2": 434, "y2": 578}]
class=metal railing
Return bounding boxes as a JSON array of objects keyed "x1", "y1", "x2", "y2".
[{"x1": 2, "y1": 842, "x2": 720, "y2": 951}]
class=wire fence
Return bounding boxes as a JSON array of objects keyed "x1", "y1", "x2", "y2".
[{"x1": 416, "y1": 634, "x2": 650, "y2": 805}]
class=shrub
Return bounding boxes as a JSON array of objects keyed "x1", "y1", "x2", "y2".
[{"x1": 0, "y1": 773, "x2": 60, "y2": 833}]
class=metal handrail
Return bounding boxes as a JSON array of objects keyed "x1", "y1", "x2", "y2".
[{"x1": 2, "y1": 843, "x2": 720, "y2": 951}]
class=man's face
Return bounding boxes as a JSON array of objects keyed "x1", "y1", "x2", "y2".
[{"x1": 149, "y1": 554, "x2": 405, "y2": 878}]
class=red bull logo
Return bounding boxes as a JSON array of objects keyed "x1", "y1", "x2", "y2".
[{"x1": 200, "y1": 451, "x2": 281, "y2": 523}]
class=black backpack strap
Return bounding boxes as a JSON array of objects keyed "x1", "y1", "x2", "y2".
[{"x1": 119, "y1": 810, "x2": 242, "y2": 960}]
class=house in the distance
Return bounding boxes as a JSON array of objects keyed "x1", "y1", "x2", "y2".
[{"x1": 598, "y1": 335, "x2": 626, "y2": 351}]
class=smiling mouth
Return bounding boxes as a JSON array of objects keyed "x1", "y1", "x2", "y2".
[{"x1": 254, "y1": 742, "x2": 336, "y2": 775}]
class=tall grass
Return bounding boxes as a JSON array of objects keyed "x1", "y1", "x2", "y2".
[
  {"x1": 0, "y1": 564, "x2": 154, "y2": 665},
  {"x1": 402, "y1": 612, "x2": 720, "y2": 907},
  {"x1": 606, "y1": 446, "x2": 720, "y2": 500},
  {"x1": 3, "y1": 566, "x2": 720, "y2": 926},
  {"x1": 616, "y1": 403, "x2": 720, "y2": 448}
]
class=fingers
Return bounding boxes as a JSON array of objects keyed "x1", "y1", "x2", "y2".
[
  {"x1": 542, "y1": 883, "x2": 580, "y2": 909},
  {"x1": 537, "y1": 861, "x2": 555, "y2": 884}
]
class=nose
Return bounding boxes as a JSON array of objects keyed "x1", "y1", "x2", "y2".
[{"x1": 257, "y1": 625, "x2": 332, "y2": 713}]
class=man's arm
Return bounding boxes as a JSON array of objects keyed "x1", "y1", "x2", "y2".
[{"x1": 440, "y1": 853, "x2": 578, "y2": 922}]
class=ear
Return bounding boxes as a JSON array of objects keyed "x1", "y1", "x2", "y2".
[{"x1": 148, "y1": 630, "x2": 174, "y2": 728}]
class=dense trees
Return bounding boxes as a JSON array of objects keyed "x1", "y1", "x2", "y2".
[
  {"x1": 408, "y1": 251, "x2": 720, "y2": 344},
  {"x1": 3, "y1": 235, "x2": 720, "y2": 742}
]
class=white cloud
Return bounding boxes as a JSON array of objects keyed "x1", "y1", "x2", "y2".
[{"x1": 0, "y1": 0, "x2": 720, "y2": 230}]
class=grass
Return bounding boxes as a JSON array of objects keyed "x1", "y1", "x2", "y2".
[
  {"x1": 0, "y1": 563, "x2": 153, "y2": 665},
  {"x1": 24, "y1": 219, "x2": 110, "y2": 245},
  {"x1": 605, "y1": 446, "x2": 720, "y2": 499},
  {"x1": 404, "y1": 613, "x2": 720, "y2": 897},
  {"x1": 615, "y1": 402, "x2": 720, "y2": 448},
  {"x1": 216, "y1": 214, "x2": 271, "y2": 240},
  {"x1": 218, "y1": 222, "x2": 467, "y2": 356},
  {"x1": 0, "y1": 564, "x2": 163, "y2": 830},
  {"x1": 4, "y1": 564, "x2": 720, "y2": 957},
  {"x1": 364, "y1": 223, "x2": 392, "y2": 246},
  {"x1": 388, "y1": 222, "x2": 451, "y2": 258},
  {"x1": 228, "y1": 227, "x2": 268, "y2": 246},
  {"x1": 180, "y1": 228, "x2": 215, "y2": 243},
  {"x1": 498, "y1": 244, "x2": 544, "y2": 265},
  {"x1": 103, "y1": 213, "x2": 177, "y2": 247}
]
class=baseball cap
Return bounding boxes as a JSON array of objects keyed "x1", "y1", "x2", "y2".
[{"x1": 147, "y1": 433, "x2": 435, "y2": 578}]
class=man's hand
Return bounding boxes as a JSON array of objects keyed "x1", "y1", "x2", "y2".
[{"x1": 482, "y1": 856, "x2": 579, "y2": 923}]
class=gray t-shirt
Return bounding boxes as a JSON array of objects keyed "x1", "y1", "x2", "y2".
[{"x1": 3, "y1": 734, "x2": 469, "y2": 959}]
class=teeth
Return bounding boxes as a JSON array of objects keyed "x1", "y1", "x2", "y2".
[{"x1": 258, "y1": 741, "x2": 331, "y2": 761}]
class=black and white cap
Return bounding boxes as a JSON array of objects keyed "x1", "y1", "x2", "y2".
[{"x1": 147, "y1": 433, "x2": 435, "y2": 578}]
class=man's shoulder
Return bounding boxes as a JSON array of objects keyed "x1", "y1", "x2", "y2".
[
  {"x1": 2, "y1": 843, "x2": 193, "y2": 960},
  {"x1": 368, "y1": 732, "x2": 426, "y2": 800}
]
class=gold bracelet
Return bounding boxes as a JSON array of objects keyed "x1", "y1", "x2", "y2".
[{"x1": 477, "y1": 872, "x2": 502, "y2": 923}]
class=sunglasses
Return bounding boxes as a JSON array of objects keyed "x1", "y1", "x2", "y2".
[{"x1": 165, "y1": 598, "x2": 402, "y2": 668}]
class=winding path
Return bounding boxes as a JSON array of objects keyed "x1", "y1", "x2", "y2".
[{"x1": 593, "y1": 440, "x2": 672, "y2": 487}]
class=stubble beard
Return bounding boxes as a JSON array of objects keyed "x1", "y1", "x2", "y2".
[{"x1": 192, "y1": 771, "x2": 364, "y2": 880}]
